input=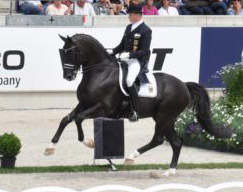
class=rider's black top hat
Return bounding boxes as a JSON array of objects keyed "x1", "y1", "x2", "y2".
[{"x1": 127, "y1": 4, "x2": 143, "y2": 14}]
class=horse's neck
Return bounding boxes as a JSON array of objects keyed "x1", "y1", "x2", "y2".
[
  {"x1": 83, "y1": 58, "x2": 111, "y2": 70},
  {"x1": 85, "y1": 49, "x2": 108, "y2": 65},
  {"x1": 79, "y1": 38, "x2": 108, "y2": 65},
  {"x1": 82, "y1": 60, "x2": 118, "y2": 80}
]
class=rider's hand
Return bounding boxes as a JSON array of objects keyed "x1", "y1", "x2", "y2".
[
  {"x1": 106, "y1": 49, "x2": 113, "y2": 55},
  {"x1": 119, "y1": 52, "x2": 130, "y2": 61}
]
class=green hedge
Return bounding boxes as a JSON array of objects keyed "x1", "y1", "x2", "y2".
[{"x1": 217, "y1": 62, "x2": 243, "y2": 108}]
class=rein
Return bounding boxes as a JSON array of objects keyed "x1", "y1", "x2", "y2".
[
  {"x1": 81, "y1": 60, "x2": 116, "y2": 74},
  {"x1": 61, "y1": 44, "x2": 118, "y2": 74}
]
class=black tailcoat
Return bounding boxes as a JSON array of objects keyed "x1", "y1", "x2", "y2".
[{"x1": 113, "y1": 22, "x2": 152, "y2": 69}]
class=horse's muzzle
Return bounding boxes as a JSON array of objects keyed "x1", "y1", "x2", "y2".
[
  {"x1": 65, "y1": 74, "x2": 73, "y2": 81},
  {"x1": 64, "y1": 71, "x2": 77, "y2": 81}
]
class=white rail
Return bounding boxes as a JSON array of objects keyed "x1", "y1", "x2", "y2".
[{"x1": 5, "y1": 182, "x2": 243, "y2": 192}]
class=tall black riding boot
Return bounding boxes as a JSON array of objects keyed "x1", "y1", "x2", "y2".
[{"x1": 127, "y1": 85, "x2": 139, "y2": 122}]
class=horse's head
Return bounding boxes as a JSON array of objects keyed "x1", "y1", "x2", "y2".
[
  {"x1": 59, "y1": 34, "x2": 112, "y2": 81},
  {"x1": 59, "y1": 35, "x2": 84, "y2": 81}
]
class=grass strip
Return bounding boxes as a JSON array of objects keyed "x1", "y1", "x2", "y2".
[{"x1": 0, "y1": 162, "x2": 243, "y2": 174}]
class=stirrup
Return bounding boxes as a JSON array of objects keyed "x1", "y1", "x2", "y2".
[{"x1": 129, "y1": 111, "x2": 139, "y2": 122}]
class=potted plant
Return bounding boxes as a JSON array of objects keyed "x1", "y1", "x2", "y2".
[{"x1": 0, "y1": 133, "x2": 21, "y2": 168}]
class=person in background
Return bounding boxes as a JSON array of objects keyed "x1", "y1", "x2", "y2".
[
  {"x1": 177, "y1": 0, "x2": 192, "y2": 14},
  {"x1": 170, "y1": 0, "x2": 181, "y2": 11},
  {"x1": 72, "y1": 0, "x2": 96, "y2": 15},
  {"x1": 110, "y1": 0, "x2": 123, "y2": 14},
  {"x1": 142, "y1": 0, "x2": 159, "y2": 15},
  {"x1": 210, "y1": 0, "x2": 228, "y2": 14},
  {"x1": 153, "y1": 0, "x2": 162, "y2": 9},
  {"x1": 46, "y1": 1, "x2": 71, "y2": 15},
  {"x1": 120, "y1": 0, "x2": 141, "y2": 14},
  {"x1": 41, "y1": 0, "x2": 51, "y2": 11},
  {"x1": 228, "y1": 0, "x2": 243, "y2": 14},
  {"x1": 129, "y1": 0, "x2": 142, "y2": 5},
  {"x1": 19, "y1": 0, "x2": 44, "y2": 15},
  {"x1": 93, "y1": 0, "x2": 115, "y2": 14},
  {"x1": 120, "y1": 4, "x2": 129, "y2": 14},
  {"x1": 158, "y1": 0, "x2": 179, "y2": 15},
  {"x1": 62, "y1": 0, "x2": 73, "y2": 8},
  {"x1": 185, "y1": 0, "x2": 213, "y2": 14}
]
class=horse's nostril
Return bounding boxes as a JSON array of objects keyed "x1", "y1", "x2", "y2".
[{"x1": 66, "y1": 75, "x2": 72, "y2": 81}]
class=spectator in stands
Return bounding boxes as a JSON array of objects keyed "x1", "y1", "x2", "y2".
[
  {"x1": 185, "y1": 0, "x2": 213, "y2": 14},
  {"x1": 120, "y1": 0, "x2": 142, "y2": 15},
  {"x1": 110, "y1": 0, "x2": 123, "y2": 14},
  {"x1": 19, "y1": 0, "x2": 44, "y2": 15},
  {"x1": 129, "y1": 0, "x2": 142, "y2": 4},
  {"x1": 62, "y1": 0, "x2": 73, "y2": 8},
  {"x1": 93, "y1": 0, "x2": 115, "y2": 14},
  {"x1": 41, "y1": 0, "x2": 51, "y2": 10},
  {"x1": 228, "y1": 0, "x2": 243, "y2": 14},
  {"x1": 142, "y1": 0, "x2": 159, "y2": 15},
  {"x1": 210, "y1": 0, "x2": 228, "y2": 14},
  {"x1": 177, "y1": 0, "x2": 192, "y2": 14},
  {"x1": 120, "y1": 5, "x2": 129, "y2": 14},
  {"x1": 46, "y1": 1, "x2": 71, "y2": 15},
  {"x1": 158, "y1": 0, "x2": 179, "y2": 15},
  {"x1": 72, "y1": 0, "x2": 96, "y2": 15},
  {"x1": 153, "y1": 0, "x2": 162, "y2": 8}
]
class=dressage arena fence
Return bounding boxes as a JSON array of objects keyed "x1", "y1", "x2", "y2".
[{"x1": 0, "y1": 182, "x2": 243, "y2": 192}]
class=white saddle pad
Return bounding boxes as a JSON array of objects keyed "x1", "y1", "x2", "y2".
[{"x1": 118, "y1": 62, "x2": 157, "y2": 98}]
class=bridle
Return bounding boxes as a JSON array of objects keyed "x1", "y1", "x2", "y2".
[
  {"x1": 59, "y1": 45, "x2": 116, "y2": 74},
  {"x1": 59, "y1": 45, "x2": 86, "y2": 71}
]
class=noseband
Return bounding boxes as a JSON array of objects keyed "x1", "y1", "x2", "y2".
[{"x1": 59, "y1": 45, "x2": 86, "y2": 71}]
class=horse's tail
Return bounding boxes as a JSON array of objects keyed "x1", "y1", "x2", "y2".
[{"x1": 186, "y1": 82, "x2": 232, "y2": 138}]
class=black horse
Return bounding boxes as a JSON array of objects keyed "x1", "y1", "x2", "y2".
[{"x1": 45, "y1": 34, "x2": 232, "y2": 176}]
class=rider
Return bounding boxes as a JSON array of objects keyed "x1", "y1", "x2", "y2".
[{"x1": 108, "y1": 4, "x2": 152, "y2": 122}]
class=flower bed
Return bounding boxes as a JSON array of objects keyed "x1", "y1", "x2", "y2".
[
  {"x1": 175, "y1": 61, "x2": 243, "y2": 154},
  {"x1": 175, "y1": 100, "x2": 243, "y2": 154}
]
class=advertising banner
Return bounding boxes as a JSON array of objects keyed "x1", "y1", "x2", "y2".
[
  {"x1": 199, "y1": 27, "x2": 243, "y2": 88},
  {"x1": 0, "y1": 27, "x2": 201, "y2": 91}
]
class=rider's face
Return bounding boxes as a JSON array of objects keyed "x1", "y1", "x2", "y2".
[{"x1": 129, "y1": 13, "x2": 142, "y2": 24}]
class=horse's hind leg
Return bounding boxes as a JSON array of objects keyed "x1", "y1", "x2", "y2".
[
  {"x1": 162, "y1": 121, "x2": 183, "y2": 177},
  {"x1": 125, "y1": 120, "x2": 164, "y2": 165},
  {"x1": 44, "y1": 107, "x2": 77, "y2": 155}
]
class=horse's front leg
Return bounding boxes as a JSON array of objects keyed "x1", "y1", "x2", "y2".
[
  {"x1": 44, "y1": 103, "x2": 102, "y2": 155},
  {"x1": 44, "y1": 107, "x2": 77, "y2": 155},
  {"x1": 75, "y1": 119, "x2": 95, "y2": 148},
  {"x1": 75, "y1": 103, "x2": 103, "y2": 149}
]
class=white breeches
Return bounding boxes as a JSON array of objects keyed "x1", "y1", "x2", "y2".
[{"x1": 126, "y1": 59, "x2": 141, "y2": 87}]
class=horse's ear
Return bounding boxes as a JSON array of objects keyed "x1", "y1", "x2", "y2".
[
  {"x1": 67, "y1": 35, "x2": 72, "y2": 43},
  {"x1": 59, "y1": 34, "x2": 67, "y2": 42}
]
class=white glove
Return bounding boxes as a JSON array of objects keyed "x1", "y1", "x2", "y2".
[
  {"x1": 119, "y1": 52, "x2": 130, "y2": 61},
  {"x1": 106, "y1": 49, "x2": 113, "y2": 55}
]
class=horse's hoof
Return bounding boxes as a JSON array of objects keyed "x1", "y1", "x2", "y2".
[
  {"x1": 44, "y1": 148, "x2": 55, "y2": 156},
  {"x1": 83, "y1": 138, "x2": 95, "y2": 148},
  {"x1": 162, "y1": 169, "x2": 177, "y2": 177},
  {"x1": 124, "y1": 158, "x2": 135, "y2": 165},
  {"x1": 150, "y1": 169, "x2": 176, "y2": 178}
]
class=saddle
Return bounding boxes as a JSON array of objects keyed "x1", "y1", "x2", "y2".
[{"x1": 118, "y1": 61, "x2": 157, "y2": 98}]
